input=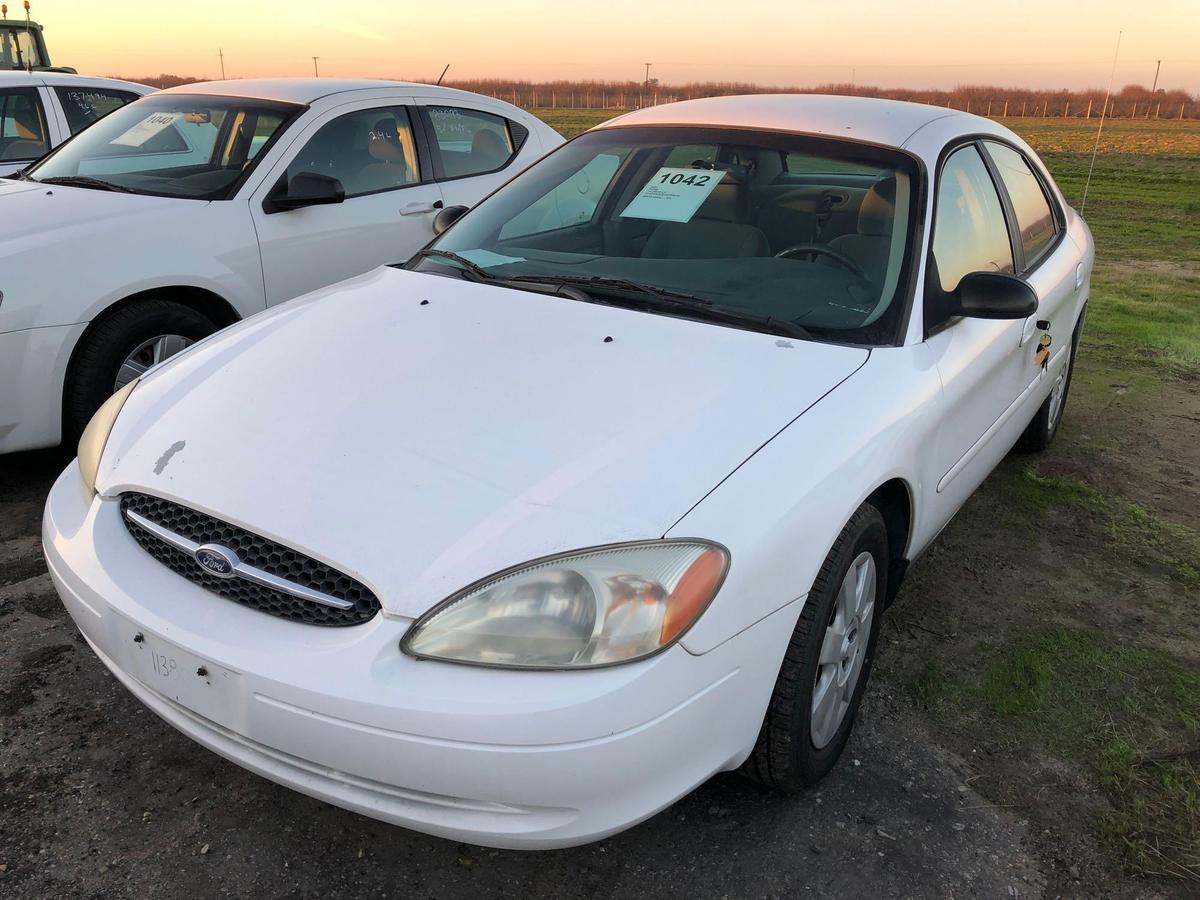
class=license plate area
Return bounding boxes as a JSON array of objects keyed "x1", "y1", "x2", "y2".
[{"x1": 116, "y1": 618, "x2": 241, "y2": 725}]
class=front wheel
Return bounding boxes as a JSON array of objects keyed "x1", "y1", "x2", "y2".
[{"x1": 741, "y1": 503, "x2": 888, "y2": 792}]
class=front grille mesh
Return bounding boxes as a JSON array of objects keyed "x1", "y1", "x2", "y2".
[{"x1": 119, "y1": 493, "x2": 380, "y2": 626}]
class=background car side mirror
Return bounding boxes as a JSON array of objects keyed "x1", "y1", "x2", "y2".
[
  {"x1": 264, "y1": 172, "x2": 345, "y2": 214},
  {"x1": 953, "y1": 271, "x2": 1038, "y2": 320},
  {"x1": 432, "y1": 205, "x2": 469, "y2": 235}
]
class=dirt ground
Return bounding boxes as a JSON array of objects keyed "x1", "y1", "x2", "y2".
[{"x1": 0, "y1": 362, "x2": 1195, "y2": 898}]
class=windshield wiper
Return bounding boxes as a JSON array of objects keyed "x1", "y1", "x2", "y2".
[
  {"x1": 411, "y1": 259, "x2": 811, "y2": 340},
  {"x1": 412, "y1": 249, "x2": 497, "y2": 282},
  {"x1": 35, "y1": 175, "x2": 136, "y2": 194},
  {"x1": 504, "y1": 274, "x2": 812, "y2": 340},
  {"x1": 504, "y1": 274, "x2": 710, "y2": 305}
]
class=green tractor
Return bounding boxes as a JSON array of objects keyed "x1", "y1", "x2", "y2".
[{"x1": 1, "y1": 2, "x2": 74, "y2": 72}]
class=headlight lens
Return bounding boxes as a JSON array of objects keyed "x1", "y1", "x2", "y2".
[
  {"x1": 77, "y1": 379, "x2": 138, "y2": 495},
  {"x1": 402, "y1": 541, "x2": 729, "y2": 669}
]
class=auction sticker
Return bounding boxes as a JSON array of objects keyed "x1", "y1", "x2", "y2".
[
  {"x1": 620, "y1": 167, "x2": 725, "y2": 223},
  {"x1": 112, "y1": 112, "x2": 181, "y2": 147}
]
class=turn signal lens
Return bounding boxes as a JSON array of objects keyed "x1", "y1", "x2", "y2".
[{"x1": 660, "y1": 547, "x2": 728, "y2": 645}]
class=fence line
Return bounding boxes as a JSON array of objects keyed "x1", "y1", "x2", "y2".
[
  {"x1": 450, "y1": 81, "x2": 1198, "y2": 120},
  {"x1": 482, "y1": 92, "x2": 1195, "y2": 120}
]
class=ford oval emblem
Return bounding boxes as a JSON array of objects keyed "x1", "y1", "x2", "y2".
[{"x1": 194, "y1": 544, "x2": 239, "y2": 579}]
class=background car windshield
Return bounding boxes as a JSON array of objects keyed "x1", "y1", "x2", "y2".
[
  {"x1": 417, "y1": 126, "x2": 918, "y2": 344},
  {"x1": 28, "y1": 94, "x2": 299, "y2": 199}
]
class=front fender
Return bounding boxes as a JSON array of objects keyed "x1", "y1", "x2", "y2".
[{"x1": 671, "y1": 348, "x2": 938, "y2": 654}]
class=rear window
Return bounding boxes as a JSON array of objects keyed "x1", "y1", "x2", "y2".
[
  {"x1": 426, "y1": 106, "x2": 516, "y2": 178},
  {"x1": 984, "y1": 141, "x2": 1057, "y2": 269},
  {"x1": 785, "y1": 151, "x2": 883, "y2": 176},
  {"x1": 55, "y1": 87, "x2": 139, "y2": 135}
]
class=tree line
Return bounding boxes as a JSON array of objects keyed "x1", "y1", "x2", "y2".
[{"x1": 118, "y1": 74, "x2": 1199, "y2": 119}]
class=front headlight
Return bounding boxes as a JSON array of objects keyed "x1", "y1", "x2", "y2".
[
  {"x1": 401, "y1": 541, "x2": 729, "y2": 669},
  {"x1": 77, "y1": 379, "x2": 139, "y2": 495}
]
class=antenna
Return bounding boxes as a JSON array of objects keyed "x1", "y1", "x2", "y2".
[
  {"x1": 436, "y1": 63, "x2": 449, "y2": 86},
  {"x1": 24, "y1": 0, "x2": 31, "y2": 73},
  {"x1": 1081, "y1": 30, "x2": 1121, "y2": 214}
]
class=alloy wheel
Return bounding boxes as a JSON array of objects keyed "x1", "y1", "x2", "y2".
[
  {"x1": 114, "y1": 334, "x2": 195, "y2": 391},
  {"x1": 811, "y1": 551, "x2": 876, "y2": 750},
  {"x1": 1047, "y1": 350, "x2": 1071, "y2": 429}
]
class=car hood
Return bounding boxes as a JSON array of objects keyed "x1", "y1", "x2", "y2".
[
  {"x1": 0, "y1": 178, "x2": 188, "y2": 250},
  {"x1": 99, "y1": 267, "x2": 868, "y2": 618}
]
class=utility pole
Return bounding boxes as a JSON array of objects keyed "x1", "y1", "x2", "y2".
[
  {"x1": 218, "y1": 47, "x2": 225, "y2": 80},
  {"x1": 312, "y1": 56, "x2": 320, "y2": 77},
  {"x1": 1151, "y1": 59, "x2": 1161, "y2": 94},
  {"x1": 643, "y1": 62, "x2": 652, "y2": 108}
]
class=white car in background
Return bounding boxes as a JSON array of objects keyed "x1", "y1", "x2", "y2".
[
  {"x1": 0, "y1": 71, "x2": 153, "y2": 176},
  {"x1": 0, "y1": 78, "x2": 560, "y2": 453},
  {"x1": 45, "y1": 95, "x2": 1092, "y2": 849}
]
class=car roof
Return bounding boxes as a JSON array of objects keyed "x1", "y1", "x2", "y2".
[
  {"x1": 0, "y1": 70, "x2": 153, "y2": 92},
  {"x1": 595, "y1": 94, "x2": 983, "y2": 149},
  {"x1": 160, "y1": 78, "x2": 497, "y2": 106}
]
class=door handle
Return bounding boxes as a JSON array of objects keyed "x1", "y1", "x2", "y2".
[
  {"x1": 1020, "y1": 315, "x2": 1038, "y2": 347},
  {"x1": 400, "y1": 200, "x2": 442, "y2": 216}
]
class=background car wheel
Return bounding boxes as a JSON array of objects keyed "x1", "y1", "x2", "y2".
[
  {"x1": 740, "y1": 503, "x2": 888, "y2": 792},
  {"x1": 64, "y1": 299, "x2": 217, "y2": 443},
  {"x1": 1017, "y1": 315, "x2": 1083, "y2": 453}
]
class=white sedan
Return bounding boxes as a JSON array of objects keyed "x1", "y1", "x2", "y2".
[
  {"x1": 0, "y1": 78, "x2": 560, "y2": 453},
  {"x1": 44, "y1": 94, "x2": 1092, "y2": 849},
  {"x1": 0, "y1": 70, "x2": 153, "y2": 176}
]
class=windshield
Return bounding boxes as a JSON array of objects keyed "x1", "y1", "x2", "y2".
[
  {"x1": 1, "y1": 28, "x2": 44, "y2": 69},
  {"x1": 412, "y1": 125, "x2": 919, "y2": 345},
  {"x1": 27, "y1": 93, "x2": 300, "y2": 199}
]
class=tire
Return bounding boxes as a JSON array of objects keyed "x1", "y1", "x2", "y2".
[
  {"x1": 741, "y1": 503, "x2": 888, "y2": 792},
  {"x1": 63, "y1": 300, "x2": 218, "y2": 443},
  {"x1": 1016, "y1": 315, "x2": 1083, "y2": 453}
]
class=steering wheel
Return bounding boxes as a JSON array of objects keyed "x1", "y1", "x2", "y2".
[{"x1": 773, "y1": 243, "x2": 868, "y2": 281}]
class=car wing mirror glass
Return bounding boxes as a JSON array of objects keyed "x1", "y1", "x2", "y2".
[
  {"x1": 953, "y1": 271, "x2": 1038, "y2": 320},
  {"x1": 264, "y1": 172, "x2": 345, "y2": 214},
  {"x1": 433, "y1": 204, "x2": 469, "y2": 235}
]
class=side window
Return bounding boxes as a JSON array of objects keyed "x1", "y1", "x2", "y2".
[
  {"x1": 984, "y1": 141, "x2": 1057, "y2": 269},
  {"x1": 500, "y1": 151, "x2": 625, "y2": 240},
  {"x1": 54, "y1": 87, "x2": 139, "y2": 135},
  {"x1": 931, "y1": 145, "x2": 1014, "y2": 294},
  {"x1": 426, "y1": 107, "x2": 515, "y2": 178},
  {"x1": 287, "y1": 106, "x2": 421, "y2": 198},
  {"x1": 0, "y1": 88, "x2": 49, "y2": 162}
]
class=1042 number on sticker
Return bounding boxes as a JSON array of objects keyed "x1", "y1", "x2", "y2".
[{"x1": 620, "y1": 166, "x2": 727, "y2": 223}]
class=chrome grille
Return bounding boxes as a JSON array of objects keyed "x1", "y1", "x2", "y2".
[{"x1": 119, "y1": 493, "x2": 380, "y2": 626}]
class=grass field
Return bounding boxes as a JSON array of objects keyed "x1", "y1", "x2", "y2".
[{"x1": 534, "y1": 107, "x2": 1200, "y2": 884}]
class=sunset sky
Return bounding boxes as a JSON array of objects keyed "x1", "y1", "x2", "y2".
[{"x1": 23, "y1": 0, "x2": 1200, "y2": 92}]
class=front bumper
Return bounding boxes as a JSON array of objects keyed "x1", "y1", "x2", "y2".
[{"x1": 43, "y1": 463, "x2": 800, "y2": 849}]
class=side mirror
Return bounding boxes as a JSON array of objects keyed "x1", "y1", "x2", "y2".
[
  {"x1": 264, "y1": 172, "x2": 345, "y2": 213},
  {"x1": 432, "y1": 204, "x2": 469, "y2": 235},
  {"x1": 953, "y1": 271, "x2": 1038, "y2": 320}
]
